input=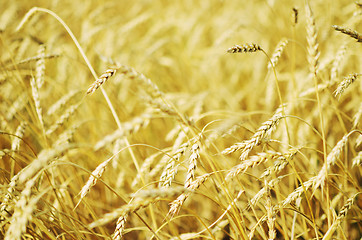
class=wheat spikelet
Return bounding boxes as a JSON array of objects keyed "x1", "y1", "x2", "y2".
[
  {"x1": 6, "y1": 93, "x2": 27, "y2": 121},
  {"x1": 332, "y1": 25, "x2": 362, "y2": 42},
  {"x1": 46, "y1": 103, "x2": 80, "y2": 136},
  {"x1": 334, "y1": 73, "x2": 360, "y2": 97},
  {"x1": 291, "y1": 7, "x2": 298, "y2": 25},
  {"x1": 267, "y1": 39, "x2": 289, "y2": 69},
  {"x1": 113, "y1": 214, "x2": 128, "y2": 240},
  {"x1": 226, "y1": 151, "x2": 278, "y2": 180},
  {"x1": 18, "y1": 53, "x2": 60, "y2": 65},
  {"x1": 143, "y1": 95, "x2": 177, "y2": 117},
  {"x1": 4, "y1": 177, "x2": 43, "y2": 240},
  {"x1": 11, "y1": 122, "x2": 27, "y2": 152},
  {"x1": 282, "y1": 176, "x2": 316, "y2": 207},
  {"x1": 88, "y1": 198, "x2": 155, "y2": 229},
  {"x1": 159, "y1": 157, "x2": 179, "y2": 188},
  {"x1": 337, "y1": 194, "x2": 358, "y2": 220},
  {"x1": 46, "y1": 90, "x2": 78, "y2": 116},
  {"x1": 265, "y1": 184, "x2": 276, "y2": 240},
  {"x1": 351, "y1": 151, "x2": 361, "y2": 167},
  {"x1": 227, "y1": 43, "x2": 262, "y2": 53},
  {"x1": 132, "y1": 152, "x2": 162, "y2": 188},
  {"x1": 35, "y1": 44, "x2": 46, "y2": 88},
  {"x1": 353, "y1": 103, "x2": 362, "y2": 128},
  {"x1": 111, "y1": 138, "x2": 123, "y2": 169},
  {"x1": 283, "y1": 134, "x2": 349, "y2": 207},
  {"x1": 305, "y1": 3, "x2": 320, "y2": 75},
  {"x1": 330, "y1": 44, "x2": 347, "y2": 83},
  {"x1": 222, "y1": 106, "x2": 283, "y2": 160},
  {"x1": 76, "y1": 156, "x2": 113, "y2": 208},
  {"x1": 52, "y1": 122, "x2": 80, "y2": 146},
  {"x1": 87, "y1": 67, "x2": 119, "y2": 94},
  {"x1": 30, "y1": 77, "x2": 44, "y2": 128},
  {"x1": 131, "y1": 186, "x2": 187, "y2": 199},
  {"x1": 356, "y1": 134, "x2": 362, "y2": 147},
  {"x1": 168, "y1": 173, "x2": 210, "y2": 218},
  {"x1": 17, "y1": 145, "x2": 71, "y2": 185},
  {"x1": 94, "y1": 112, "x2": 151, "y2": 151},
  {"x1": 298, "y1": 82, "x2": 329, "y2": 97},
  {"x1": 249, "y1": 177, "x2": 281, "y2": 207},
  {"x1": 184, "y1": 143, "x2": 199, "y2": 189},
  {"x1": 157, "y1": 142, "x2": 188, "y2": 187},
  {"x1": 168, "y1": 192, "x2": 189, "y2": 218},
  {"x1": 322, "y1": 193, "x2": 359, "y2": 240},
  {"x1": 118, "y1": 64, "x2": 163, "y2": 98},
  {"x1": 260, "y1": 149, "x2": 298, "y2": 178},
  {"x1": 313, "y1": 134, "x2": 348, "y2": 190}
]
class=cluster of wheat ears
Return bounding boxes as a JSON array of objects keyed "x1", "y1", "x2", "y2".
[{"x1": 0, "y1": 1, "x2": 361, "y2": 239}]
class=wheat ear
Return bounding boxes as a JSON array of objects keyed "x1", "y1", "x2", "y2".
[
  {"x1": 322, "y1": 193, "x2": 359, "y2": 240},
  {"x1": 4, "y1": 177, "x2": 45, "y2": 240},
  {"x1": 113, "y1": 187, "x2": 186, "y2": 240},
  {"x1": 353, "y1": 103, "x2": 362, "y2": 128},
  {"x1": 306, "y1": 3, "x2": 320, "y2": 75},
  {"x1": 265, "y1": 183, "x2": 276, "y2": 240},
  {"x1": 168, "y1": 173, "x2": 210, "y2": 218},
  {"x1": 184, "y1": 143, "x2": 199, "y2": 189},
  {"x1": 227, "y1": 43, "x2": 262, "y2": 53},
  {"x1": 46, "y1": 103, "x2": 80, "y2": 136},
  {"x1": 334, "y1": 73, "x2": 360, "y2": 97},
  {"x1": 75, "y1": 156, "x2": 114, "y2": 209},
  {"x1": 35, "y1": 44, "x2": 46, "y2": 88},
  {"x1": 267, "y1": 39, "x2": 289, "y2": 70},
  {"x1": 332, "y1": 25, "x2": 362, "y2": 42},
  {"x1": 87, "y1": 67, "x2": 119, "y2": 94},
  {"x1": 222, "y1": 106, "x2": 283, "y2": 160},
  {"x1": 352, "y1": 151, "x2": 361, "y2": 167}
]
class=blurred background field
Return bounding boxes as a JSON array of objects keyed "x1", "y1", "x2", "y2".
[{"x1": 0, "y1": 0, "x2": 361, "y2": 239}]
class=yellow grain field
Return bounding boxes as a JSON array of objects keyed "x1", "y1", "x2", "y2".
[{"x1": 0, "y1": 1, "x2": 361, "y2": 239}]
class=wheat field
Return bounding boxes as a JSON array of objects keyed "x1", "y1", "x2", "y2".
[{"x1": 0, "y1": 0, "x2": 361, "y2": 239}]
